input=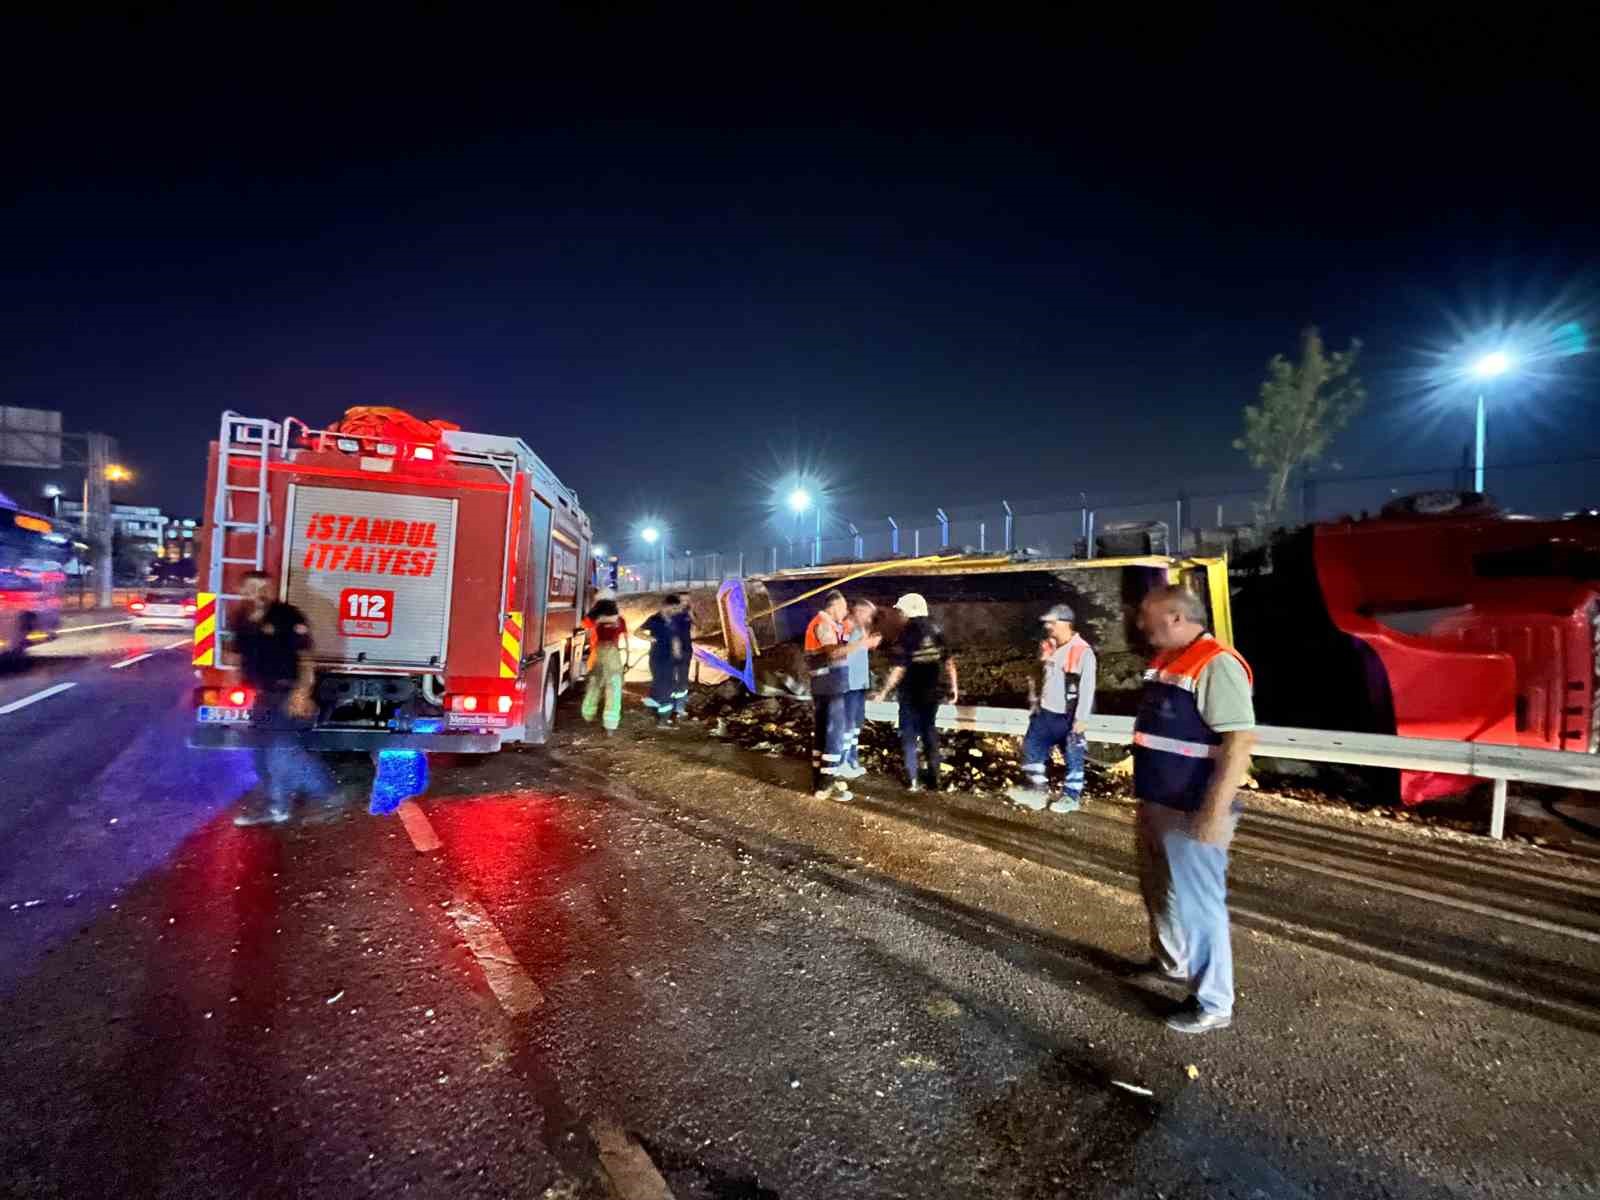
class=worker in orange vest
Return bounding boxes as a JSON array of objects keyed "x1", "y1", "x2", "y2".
[
  {"x1": 1131, "y1": 584, "x2": 1256, "y2": 1036},
  {"x1": 804, "y1": 590, "x2": 878, "y2": 800}
]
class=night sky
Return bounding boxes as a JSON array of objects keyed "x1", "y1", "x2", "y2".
[{"x1": 4, "y1": 11, "x2": 1596, "y2": 555}]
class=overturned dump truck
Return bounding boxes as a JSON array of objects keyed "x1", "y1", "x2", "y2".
[
  {"x1": 700, "y1": 552, "x2": 1231, "y2": 717},
  {"x1": 701, "y1": 493, "x2": 1600, "y2": 807}
]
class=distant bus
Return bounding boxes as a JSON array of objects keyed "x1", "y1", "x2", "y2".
[{"x1": 0, "y1": 497, "x2": 70, "y2": 662}]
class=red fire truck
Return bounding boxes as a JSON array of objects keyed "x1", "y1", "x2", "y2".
[{"x1": 189, "y1": 410, "x2": 593, "y2": 754}]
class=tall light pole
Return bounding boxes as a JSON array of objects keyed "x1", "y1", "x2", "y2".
[
  {"x1": 787, "y1": 486, "x2": 819, "y2": 566},
  {"x1": 1468, "y1": 350, "x2": 1513, "y2": 494},
  {"x1": 43, "y1": 484, "x2": 62, "y2": 520},
  {"x1": 640, "y1": 524, "x2": 662, "y2": 590}
]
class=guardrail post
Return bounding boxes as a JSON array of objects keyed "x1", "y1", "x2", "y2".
[
  {"x1": 1490, "y1": 778, "x2": 1509, "y2": 840},
  {"x1": 1003, "y1": 500, "x2": 1013, "y2": 553},
  {"x1": 887, "y1": 517, "x2": 899, "y2": 556},
  {"x1": 936, "y1": 508, "x2": 949, "y2": 549}
]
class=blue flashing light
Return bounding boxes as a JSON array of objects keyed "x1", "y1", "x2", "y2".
[
  {"x1": 370, "y1": 749, "x2": 429, "y2": 815},
  {"x1": 411, "y1": 717, "x2": 444, "y2": 733}
]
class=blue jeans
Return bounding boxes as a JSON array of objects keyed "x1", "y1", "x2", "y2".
[
  {"x1": 1019, "y1": 710, "x2": 1086, "y2": 799},
  {"x1": 898, "y1": 702, "x2": 940, "y2": 785},
  {"x1": 251, "y1": 737, "x2": 334, "y2": 811},
  {"x1": 250, "y1": 691, "x2": 333, "y2": 812},
  {"x1": 843, "y1": 690, "x2": 866, "y2": 769},
  {"x1": 811, "y1": 693, "x2": 848, "y2": 790},
  {"x1": 1137, "y1": 802, "x2": 1239, "y2": 1016}
]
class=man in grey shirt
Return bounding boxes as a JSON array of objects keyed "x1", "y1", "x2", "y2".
[
  {"x1": 1007, "y1": 603, "x2": 1097, "y2": 814},
  {"x1": 1131, "y1": 584, "x2": 1255, "y2": 1035}
]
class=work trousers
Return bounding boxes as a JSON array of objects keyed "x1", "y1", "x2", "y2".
[
  {"x1": 250, "y1": 691, "x2": 333, "y2": 813},
  {"x1": 843, "y1": 689, "x2": 867, "y2": 769},
  {"x1": 1018, "y1": 710, "x2": 1086, "y2": 799},
  {"x1": 898, "y1": 701, "x2": 940, "y2": 785},
  {"x1": 645, "y1": 656, "x2": 678, "y2": 722},
  {"x1": 581, "y1": 644, "x2": 625, "y2": 731},
  {"x1": 811, "y1": 693, "x2": 848, "y2": 790},
  {"x1": 1136, "y1": 802, "x2": 1239, "y2": 1017},
  {"x1": 672, "y1": 653, "x2": 692, "y2": 716}
]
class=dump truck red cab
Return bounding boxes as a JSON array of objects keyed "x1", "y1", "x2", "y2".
[
  {"x1": 1314, "y1": 498, "x2": 1600, "y2": 803},
  {"x1": 189, "y1": 410, "x2": 592, "y2": 754}
]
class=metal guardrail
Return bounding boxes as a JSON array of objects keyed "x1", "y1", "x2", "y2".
[{"x1": 861, "y1": 702, "x2": 1600, "y2": 840}]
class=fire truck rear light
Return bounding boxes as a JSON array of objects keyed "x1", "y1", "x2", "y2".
[
  {"x1": 228, "y1": 689, "x2": 249, "y2": 706},
  {"x1": 459, "y1": 695, "x2": 478, "y2": 712},
  {"x1": 497, "y1": 694, "x2": 513, "y2": 714},
  {"x1": 335, "y1": 437, "x2": 361, "y2": 452},
  {"x1": 412, "y1": 445, "x2": 435, "y2": 461},
  {"x1": 375, "y1": 442, "x2": 398, "y2": 456}
]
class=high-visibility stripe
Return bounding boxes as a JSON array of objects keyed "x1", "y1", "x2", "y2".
[
  {"x1": 192, "y1": 593, "x2": 217, "y2": 666},
  {"x1": 1132, "y1": 730, "x2": 1219, "y2": 759},
  {"x1": 1144, "y1": 668, "x2": 1199, "y2": 692},
  {"x1": 499, "y1": 611, "x2": 523, "y2": 678}
]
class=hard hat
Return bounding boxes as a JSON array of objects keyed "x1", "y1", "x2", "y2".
[
  {"x1": 894, "y1": 593, "x2": 929, "y2": 618},
  {"x1": 1039, "y1": 603, "x2": 1075, "y2": 623}
]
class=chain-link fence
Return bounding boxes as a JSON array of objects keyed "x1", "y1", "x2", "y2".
[{"x1": 615, "y1": 456, "x2": 1599, "y2": 588}]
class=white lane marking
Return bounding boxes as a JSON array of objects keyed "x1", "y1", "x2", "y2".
[
  {"x1": 109, "y1": 653, "x2": 154, "y2": 671},
  {"x1": 397, "y1": 799, "x2": 442, "y2": 852},
  {"x1": 163, "y1": 638, "x2": 189, "y2": 650},
  {"x1": 56, "y1": 620, "x2": 133, "y2": 634},
  {"x1": 444, "y1": 895, "x2": 544, "y2": 1015},
  {"x1": 0, "y1": 682, "x2": 77, "y2": 716},
  {"x1": 591, "y1": 1118, "x2": 675, "y2": 1200}
]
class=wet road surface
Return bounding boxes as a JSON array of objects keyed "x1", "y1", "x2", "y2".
[{"x1": 1, "y1": 640, "x2": 1597, "y2": 1198}]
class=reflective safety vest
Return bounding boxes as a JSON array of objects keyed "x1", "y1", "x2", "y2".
[
  {"x1": 804, "y1": 611, "x2": 846, "y2": 697},
  {"x1": 1040, "y1": 634, "x2": 1089, "y2": 719},
  {"x1": 1132, "y1": 634, "x2": 1253, "y2": 812}
]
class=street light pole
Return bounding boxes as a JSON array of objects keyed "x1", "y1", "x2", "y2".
[
  {"x1": 1467, "y1": 349, "x2": 1511, "y2": 496},
  {"x1": 1474, "y1": 390, "x2": 1487, "y2": 494}
]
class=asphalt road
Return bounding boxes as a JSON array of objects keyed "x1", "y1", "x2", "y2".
[{"x1": 1, "y1": 629, "x2": 1597, "y2": 1198}]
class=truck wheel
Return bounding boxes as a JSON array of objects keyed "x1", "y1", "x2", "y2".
[{"x1": 529, "y1": 661, "x2": 559, "y2": 746}]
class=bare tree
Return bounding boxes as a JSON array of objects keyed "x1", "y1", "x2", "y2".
[{"x1": 1235, "y1": 327, "x2": 1364, "y2": 525}]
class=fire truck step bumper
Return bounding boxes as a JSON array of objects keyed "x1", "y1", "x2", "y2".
[{"x1": 188, "y1": 727, "x2": 502, "y2": 753}]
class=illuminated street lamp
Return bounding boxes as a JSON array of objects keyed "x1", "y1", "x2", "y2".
[
  {"x1": 638, "y1": 524, "x2": 665, "y2": 589},
  {"x1": 785, "y1": 484, "x2": 822, "y2": 566},
  {"x1": 1468, "y1": 350, "x2": 1515, "y2": 494},
  {"x1": 104, "y1": 464, "x2": 133, "y2": 483},
  {"x1": 42, "y1": 484, "x2": 62, "y2": 519}
]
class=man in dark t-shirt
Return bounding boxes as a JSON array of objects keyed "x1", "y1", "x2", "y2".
[
  {"x1": 231, "y1": 571, "x2": 332, "y2": 825},
  {"x1": 871, "y1": 593, "x2": 958, "y2": 794}
]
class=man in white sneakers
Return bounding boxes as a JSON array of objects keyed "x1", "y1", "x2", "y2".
[{"x1": 1006, "y1": 603, "x2": 1095, "y2": 814}]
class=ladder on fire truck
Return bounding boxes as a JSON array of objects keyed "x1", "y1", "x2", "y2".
[{"x1": 205, "y1": 411, "x2": 289, "y2": 668}]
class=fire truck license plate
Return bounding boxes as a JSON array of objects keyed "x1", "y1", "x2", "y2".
[
  {"x1": 339, "y1": 588, "x2": 395, "y2": 638},
  {"x1": 197, "y1": 706, "x2": 251, "y2": 723}
]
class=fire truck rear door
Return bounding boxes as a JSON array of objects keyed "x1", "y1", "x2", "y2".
[{"x1": 283, "y1": 485, "x2": 460, "y2": 668}]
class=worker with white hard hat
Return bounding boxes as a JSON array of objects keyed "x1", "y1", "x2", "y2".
[{"x1": 871, "y1": 593, "x2": 958, "y2": 794}]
